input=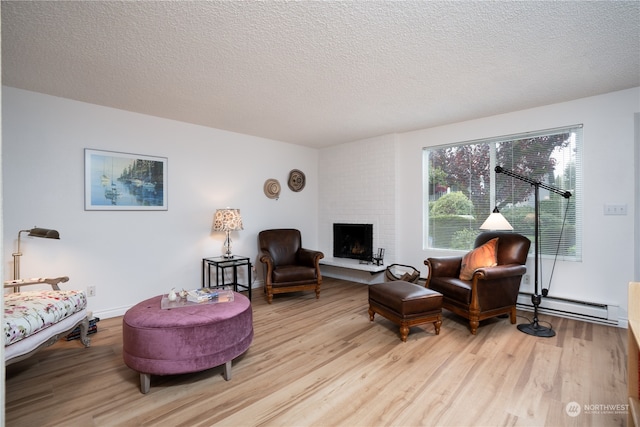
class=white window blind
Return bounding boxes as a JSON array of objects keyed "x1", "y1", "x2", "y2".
[{"x1": 423, "y1": 125, "x2": 582, "y2": 261}]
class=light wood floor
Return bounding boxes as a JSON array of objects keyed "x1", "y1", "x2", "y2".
[{"x1": 5, "y1": 278, "x2": 628, "y2": 426}]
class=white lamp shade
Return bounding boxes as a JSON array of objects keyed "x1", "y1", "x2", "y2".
[{"x1": 480, "y1": 208, "x2": 514, "y2": 231}]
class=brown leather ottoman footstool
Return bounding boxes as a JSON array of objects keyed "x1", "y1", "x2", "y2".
[{"x1": 368, "y1": 281, "x2": 442, "y2": 342}]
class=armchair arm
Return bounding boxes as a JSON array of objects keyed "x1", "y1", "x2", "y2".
[
  {"x1": 470, "y1": 264, "x2": 527, "y2": 313},
  {"x1": 4, "y1": 276, "x2": 69, "y2": 292},
  {"x1": 298, "y1": 248, "x2": 324, "y2": 267},
  {"x1": 425, "y1": 257, "x2": 462, "y2": 279},
  {"x1": 473, "y1": 264, "x2": 527, "y2": 281},
  {"x1": 258, "y1": 249, "x2": 274, "y2": 266},
  {"x1": 258, "y1": 249, "x2": 275, "y2": 285}
]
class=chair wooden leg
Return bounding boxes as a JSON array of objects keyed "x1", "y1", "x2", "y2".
[
  {"x1": 510, "y1": 307, "x2": 517, "y2": 324},
  {"x1": 434, "y1": 316, "x2": 442, "y2": 335},
  {"x1": 265, "y1": 285, "x2": 273, "y2": 304},
  {"x1": 368, "y1": 307, "x2": 375, "y2": 321},
  {"x1": 469, "y1": 318, "x2": 479, "y2": 335},
  {"x1": 469, "y1": 306, "x2": 480, "y2": 335}
]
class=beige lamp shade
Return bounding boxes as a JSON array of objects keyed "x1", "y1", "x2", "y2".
[{"x1": 213, "y1": 208, "x2": 243, "y2": 231}]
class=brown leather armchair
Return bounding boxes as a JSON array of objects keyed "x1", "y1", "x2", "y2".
[
  {"x1": 424, "y1": 231, "x2": 531, "y2": 335},
  {"x1": 258, "y1": 229, "x2": 324, "y2": 304}
]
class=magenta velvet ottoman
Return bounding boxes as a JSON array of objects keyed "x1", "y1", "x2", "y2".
[{"x1": 122, "y1": 293, "x2": 253, "y2": 393}]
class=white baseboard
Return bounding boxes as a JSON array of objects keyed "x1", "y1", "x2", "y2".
[{"x1": 93, "y1": 305, "x2": 131, "y2": 320}]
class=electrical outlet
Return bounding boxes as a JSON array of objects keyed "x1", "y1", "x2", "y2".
[
  {"x1": 87, "y1": 285, "x2": 96, "y2": 297},
  {"x1": 604, "y1": 204, "x2": 628, "y2": 215},
  {"x1": 523, "y1": 274, "x2": 530, "y2": 285}
]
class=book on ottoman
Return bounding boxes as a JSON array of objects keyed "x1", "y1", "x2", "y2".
[{"x1": 187, "y1": 288, "x2": 234, "y2": 303}]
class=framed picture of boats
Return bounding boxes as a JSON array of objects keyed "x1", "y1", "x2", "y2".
[{"x1": 84, "y1": 149, "x2": 168, "y2": 211}]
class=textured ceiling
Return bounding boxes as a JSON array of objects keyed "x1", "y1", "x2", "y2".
[{"x1": 2, "y1": 1, "x2": 639, "y2": 148}]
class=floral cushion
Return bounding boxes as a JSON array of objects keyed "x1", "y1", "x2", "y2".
[{"x1": 4, "y1": 290, "x2": 87, "y2": 346}]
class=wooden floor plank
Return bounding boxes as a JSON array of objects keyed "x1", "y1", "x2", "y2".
[{"x1": 5, "y1": 278, "x2": 628, "y2": 426}]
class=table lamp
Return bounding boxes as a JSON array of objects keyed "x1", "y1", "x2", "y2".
[{"x1": 213, "y1": 208, "x2": 243, "y2": 258}]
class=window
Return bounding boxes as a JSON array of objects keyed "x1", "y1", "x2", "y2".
[{"x1": 423, "y1": 125, "x2": 582, "y2": 261}]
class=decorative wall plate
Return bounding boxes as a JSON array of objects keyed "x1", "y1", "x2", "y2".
[
  {"x1": 264, "y1": 178, "x2": 281, "y2": 199},
  {"x1": 288, "y1": 169, "x2": 306, "y2": 192}
]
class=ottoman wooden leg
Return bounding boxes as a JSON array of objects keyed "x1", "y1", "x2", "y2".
[
  {"x1": 434, "y1": 316, "x2": 442, "y2": 335},
  {"x1": 368, "y1": 306, "x2": 375, "y2": 321},
  {"x1": 223, "y1": 360, "x2": 232, "y2": 381},
  {"x1": 399, "y1": 322, "x2": 409, "y2": 342},
  {"x1": 140, "y1": 373, "x2": 151, "y2": 394}
]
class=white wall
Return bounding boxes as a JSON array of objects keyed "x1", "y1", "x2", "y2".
[
  {"x1": 319, "y1": 87, "x2": 639, "y2": 323},
  {"x1": 2, "y1": 87, "x2": 320, "y2": 318},
  {"x1": 5, "y1": 86, "x2": 638, "y2": 324}
]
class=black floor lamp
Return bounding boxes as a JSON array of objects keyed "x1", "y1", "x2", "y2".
[{"x1": 495, "y1": 166, "x2": 572, "y2": 338}]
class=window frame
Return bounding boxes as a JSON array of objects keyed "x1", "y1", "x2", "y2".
[{"x1": 423, "y1": 125, "x2": 583, "y2": 262}]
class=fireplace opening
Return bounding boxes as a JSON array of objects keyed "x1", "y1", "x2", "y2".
[{"x1": 333, "y1": 223, "x2": 373, "y2": 261}]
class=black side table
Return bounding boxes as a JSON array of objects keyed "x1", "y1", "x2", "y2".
[{"x1": 202, "y1": 256, "x2": 252, "y2": 301}]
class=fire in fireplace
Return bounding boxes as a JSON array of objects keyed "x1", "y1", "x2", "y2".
[{"x1": 333, "y1": 223, "x2": 373, "y2": 261}]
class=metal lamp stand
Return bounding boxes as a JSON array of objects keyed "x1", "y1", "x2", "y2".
[{"x1": 495, "y1": 166, "x2": 571, "y2": 338}]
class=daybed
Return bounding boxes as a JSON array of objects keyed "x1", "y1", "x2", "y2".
[{"x1": 4, "y1": 276, "x2": 90, "y2": 365}]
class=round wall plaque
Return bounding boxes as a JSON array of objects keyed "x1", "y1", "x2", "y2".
[
  {"x1": 288, "y1": 169, "x2": 306, "y2": 192},
  {"x1": 264, "y1": 178, "x2": 281, "y2": 199}
]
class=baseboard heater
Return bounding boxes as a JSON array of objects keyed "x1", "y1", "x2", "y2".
[{"x1": 516, "y1": 293, "x2": 619, "y2": 326}]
